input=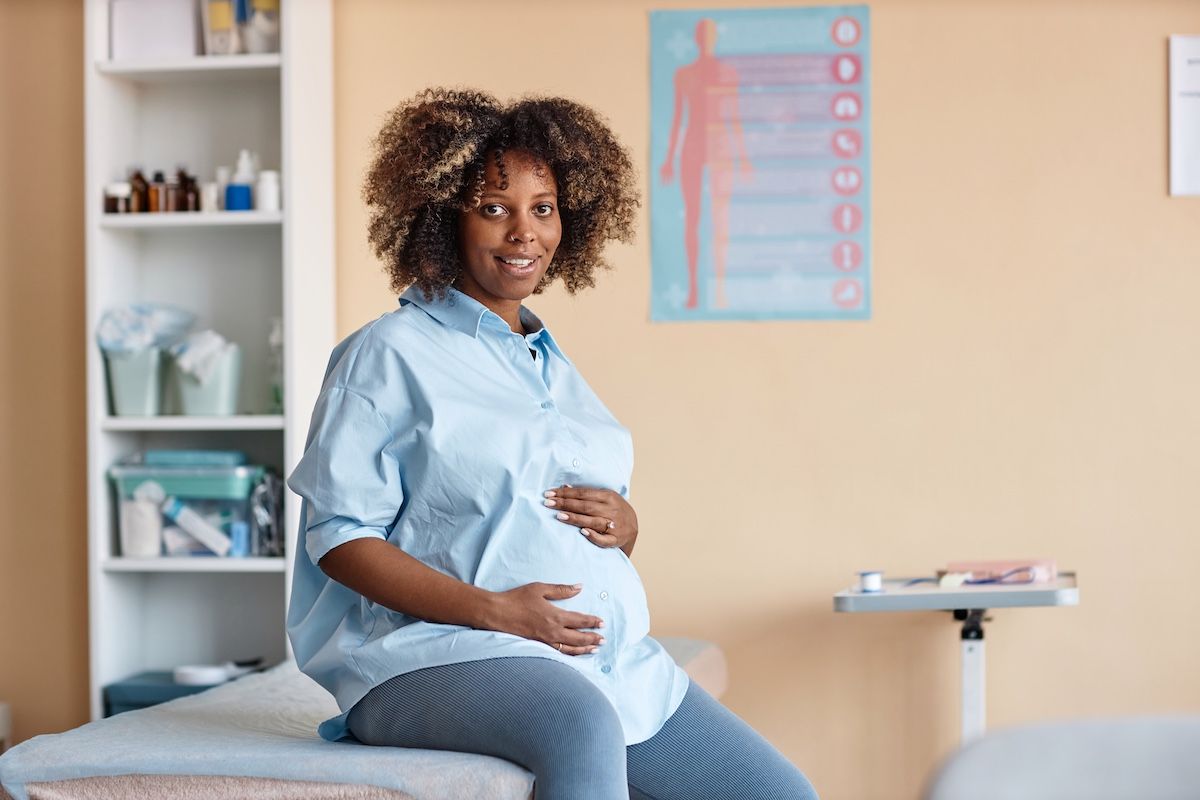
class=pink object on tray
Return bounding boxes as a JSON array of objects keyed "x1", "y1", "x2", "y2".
[{"x1": 945, "y1": 559, "x2": 1057, "y2": 584}]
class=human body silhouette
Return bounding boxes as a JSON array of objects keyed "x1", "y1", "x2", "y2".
[{"x1": 659, "y1": 18, "x2": 752, "y2": 309}]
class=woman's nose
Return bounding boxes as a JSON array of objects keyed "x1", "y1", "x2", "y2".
[{"x1": 507, "y1": 226, "x2": 535, "y2": 243}]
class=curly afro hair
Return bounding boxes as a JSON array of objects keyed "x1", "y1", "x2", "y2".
[{"x1": 363, "y1": 87, "x2": 640, "y2": 299}]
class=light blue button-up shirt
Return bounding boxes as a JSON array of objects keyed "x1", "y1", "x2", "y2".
[{"x1": 286, "y1": 286, "x2": 688, "y2": 744}]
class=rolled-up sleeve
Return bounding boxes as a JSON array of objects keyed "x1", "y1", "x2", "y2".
[{"x1": 288, "y1": 386, "x2": 403, "y2": 565}]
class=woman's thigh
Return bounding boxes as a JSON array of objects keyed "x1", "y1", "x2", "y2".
[
  {"x1": 626, "y1": 682, "x2": 819, "y2": 800},
  {"x1": 347, "y1": 656, "x2": 628, "y2": 800}
]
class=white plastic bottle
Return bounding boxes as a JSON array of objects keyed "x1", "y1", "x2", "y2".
[
  {"x1": 134, "y1": 481, "x2": 230, "y2": 556},
  {"x1": 161, "y1": 496, "x2": 231, "y2": 556},
  {"x1": 256, "y1": 170, "x2": 280, "y2": 212}
]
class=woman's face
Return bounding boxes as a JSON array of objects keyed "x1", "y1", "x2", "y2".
[{"x1": 457, "y1": 150, "x2": 562, "y2": 313}]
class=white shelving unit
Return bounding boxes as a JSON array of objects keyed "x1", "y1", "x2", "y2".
[
  {"x1": 83, "y1": 0, "x2": 334, "y2": 720},
  {"x1": 99, "y1": 210, "x2": 283, "y2": 229}
]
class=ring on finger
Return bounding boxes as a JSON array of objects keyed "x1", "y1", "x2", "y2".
[
  {"x1": 606, "y1": 519, "x2": 616, "y2": 530},
  {"x1": 556, "y1": 642, "x2": 563, "y2": 652}
]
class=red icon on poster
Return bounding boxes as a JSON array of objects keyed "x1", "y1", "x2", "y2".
[
  {"x1": 832, "y1": 279, "x2": 863, "y2": 309},
  {"x1": 832, "y1": 241, "x2": 862, "y2": 272},
  {"x1": 832, "y1": 54, "x2": 861, "y2": 84},
  {"x1": 831, "y1": 17, "x2": 861, "y2": 47},
  {"x1": 830, "y1": 93, "x2": 861, "y2": 121},
  {"x1": 831, "y1": 129, "x2": 861, "y2": 158},
  {"x1": 831, "y1": 166, "x2": 862, "y2": 196},
  {"x1": 832, "y1": 204, "x2": 862, "y2": 234}
]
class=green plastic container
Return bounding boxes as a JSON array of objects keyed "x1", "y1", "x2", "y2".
[
  {"x1": 104, "y1": 347, "x2": 162, "y2": 416},
  {"x1": 110, "y1": 463, "x2": 265, "y2": 501},
  {"x1": 171, "y1": 344, "x2": 242, "y2": 416}
]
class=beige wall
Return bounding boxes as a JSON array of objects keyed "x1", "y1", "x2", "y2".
[
  {"x1": 335, "y1": 1, "x2": 1200, "y2": 798},
  {"x1": 0, "y1": 0, "x2": 89, "y2": 743},
  {"x1": 3, "y1": 1, "x2": 1199, "y2": 797}
]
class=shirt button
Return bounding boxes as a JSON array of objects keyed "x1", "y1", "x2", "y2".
[
  {"x1": 601, "y1": 665, "x2": 612, "y2": 674},
  {"x1": 540, "y1": 401, "x2": 553, "y2": 410},
  {"x1": 599, "y1": 591, "x2": 609, "y2": 600},
  {"x1": 572, "y1": 458, "x2": 581, "y2": 468}
]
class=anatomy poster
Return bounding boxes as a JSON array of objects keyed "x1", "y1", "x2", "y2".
[{"x1": 650, "y1": 6, "x2": 871, "y2": 321}]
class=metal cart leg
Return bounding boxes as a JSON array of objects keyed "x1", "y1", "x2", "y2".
[{"x1": 956, "y1": 609, "x2": 987, "y2": 742}]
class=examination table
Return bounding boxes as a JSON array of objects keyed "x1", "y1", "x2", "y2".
[{"x1": 0, "y1": 638, "x2": 727, "y2": 800}]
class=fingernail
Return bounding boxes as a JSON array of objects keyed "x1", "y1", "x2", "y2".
[
  {"x1": 543, "y1": 499, "x2": 556, "y2": 507},
  {"x1": 543, "y1": 490, "x2": 556, "y2": 498},
  {"x1": 556, "y1": 512, "x2": 568, "y2": 521},
  {"x1": 597, "y1": 620, "x2": 605, "y2": 628},
  {"x1": 579, "y1": 528, "x2": 589, "y2": 536},
  {"x1": 597, "y1": 637, "x2": 606, "y2": 645},
  {"x1": 572, "y1": 583, "x2": 582, "y2": 589},
  {"x1": 565, "y1": 484, "x2": 573, "y2": 488},
  {"x1": 588, "y1": 646, "x2": 599, "y2": 653}
]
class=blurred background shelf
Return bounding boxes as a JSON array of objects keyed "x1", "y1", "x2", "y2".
[
  {"x1": 103, "y1": 557, "x2": 287, "y2": 573},
  {"x1": 100, "y1": 211, "x2": 283, "y2": 229},
  {"x1": 102, "y1": 415, "x2": 285, "y2": 432},
  {"x1": 84, "y1": 0, "x2": 334, "y2": 720},
  {"x1": 96, "y1": 54, "x2": 281, "y2": 82}
]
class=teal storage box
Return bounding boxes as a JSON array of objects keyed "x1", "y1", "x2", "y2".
[
  {"x1": 110, "y1": 463, "x2": 264, "y2": 501},
  {"x1": 103, "y1": 671, "x2": 215, "y2": 716},
  {"x1": 109, "y1": 460, "x2": 266, "y2": 557}
]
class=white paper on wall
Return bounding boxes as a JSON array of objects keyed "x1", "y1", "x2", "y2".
[{"x1": 1169, "y1": 35, "x2": 1200, "y2": 196}]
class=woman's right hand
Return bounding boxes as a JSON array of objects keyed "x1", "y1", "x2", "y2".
[{"x1": 484, "y1": 582, "x2": 605, "y2": 656}]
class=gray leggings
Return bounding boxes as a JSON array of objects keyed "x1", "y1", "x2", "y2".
[{"x1": 347, "y1": 656, "x2": 818, "y2": 800}]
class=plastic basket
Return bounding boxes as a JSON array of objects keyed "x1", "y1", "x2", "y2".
[{"x1": 110, "y1": 464, "x2": 265, "y2": 501}]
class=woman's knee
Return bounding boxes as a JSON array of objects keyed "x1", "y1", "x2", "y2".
[{"x1": 530, "y1": 677, "x2": 625, "y2": 758}]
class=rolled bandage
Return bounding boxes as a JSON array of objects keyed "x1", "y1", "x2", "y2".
[
  {"x1": 858, "y1": 570, "x2": 883, "y2": 593},
  {"x1": 173, "y1": 665, "x2": 230, "y2": 686}
]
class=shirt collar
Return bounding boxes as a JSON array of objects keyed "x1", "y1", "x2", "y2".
[
  {"x1": 399, "y1": 285, "x2": 568, "y2": 359},
  {"x1": 400, "y1": 285, "x2": 491, "y2": 337}
]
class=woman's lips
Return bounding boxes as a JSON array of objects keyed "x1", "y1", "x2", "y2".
[{"x1": 495, "y1": 255, "x2": 539, "y2": 277}]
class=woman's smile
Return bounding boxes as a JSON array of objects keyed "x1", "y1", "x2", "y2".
[{"x1": 495, "y1": 253, "x2": 540, "y2": 276}]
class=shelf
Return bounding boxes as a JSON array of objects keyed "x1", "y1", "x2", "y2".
[
  {"x1": 100, "y1": 212, "x2": 283, "y2": 230},
  {"x1": 102, "y1": 415, "x2": 285, "y2": 432},
  {"x1": 103, "y1": 557, "x2": 286, "y2": 573},
  {"x1": 84, "y1": 0, "x2": 334, "y2": 722},
  {"x1": 96, "y1": 54, "x2": 281, "y2": 83}
]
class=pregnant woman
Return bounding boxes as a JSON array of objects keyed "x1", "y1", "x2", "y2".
[{"x1": 287, "y1": 88, "x2": 817, "y2": 800}]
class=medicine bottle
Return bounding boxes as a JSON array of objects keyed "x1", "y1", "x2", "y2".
[
  {"x1": 104, "y1": 182, "x2": 132, "y2": 213},
  {"x1": 148, "y1": 171, "x2": 166, "y2": 212},
  {"x1": 129, "y1": 170, "x2": 149, "y2": 213}
]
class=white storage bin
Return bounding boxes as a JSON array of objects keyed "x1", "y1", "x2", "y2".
[{"x1": 110, "y1": 0, "x2": 200, "y2": 61}]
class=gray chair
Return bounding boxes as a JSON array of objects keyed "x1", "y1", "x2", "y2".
[{"x1": 925, "y1": 717, "x2": 1200, "y2": 800}]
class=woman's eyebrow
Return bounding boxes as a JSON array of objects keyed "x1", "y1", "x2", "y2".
[{"x1": 479, "y1": 191, "x2": 558, "y2": 201}]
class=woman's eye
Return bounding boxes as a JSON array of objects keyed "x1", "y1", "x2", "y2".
[
  {"x1": 482, "y1": 204, "x2": 505, "y2": 217},
  {"x1": 534, "y1": 203, "x2": 554, "y2": 216}
]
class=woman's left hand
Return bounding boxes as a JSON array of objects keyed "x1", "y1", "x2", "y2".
[{"x1": 544, "y1": 486, "x2": 638, "y2": 554}]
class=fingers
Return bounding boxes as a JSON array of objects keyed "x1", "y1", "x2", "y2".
[
  {"x1": 540, "y1": 582, "x2": 582, "y2": 601},
  {"x1": 543, "y1": 491, "x2": 614, "y2": 531},
  {"x1": 558, "y1": 644, "x2": 594, "y2": 656},
  {"x1": 562, "y1": 611, "x2": 605, "y2": 631},
  {"x1": 546, "y1": 497, "x2": 609, "y2": 517},
  {"x1": 554, "y1": 620, "x2": 606, "y2": 656},
  {"x1": 544, "y1": 486, "x2": 610, "y2": 504},
  {"x1": 553, "y1": 510, "x2": 612, "y2": 534},
  {"x1": 579, "y1": 528, "x2": 622, "y2": 548}
]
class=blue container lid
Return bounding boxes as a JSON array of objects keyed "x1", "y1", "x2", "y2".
[{"x1": 103, "y1": 671, "x2": 216, "y2": 706}]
